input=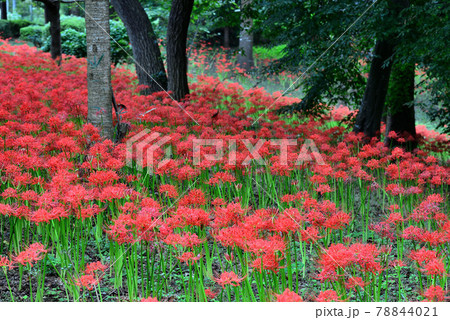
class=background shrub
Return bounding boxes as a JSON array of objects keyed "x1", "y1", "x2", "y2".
[
  {"x1": 0, "y1": 20, "x2": 12, "y2": 38},
  {"x1": 40, "y1": 19, "x2": 131, "y2": 64},
  {"x1": 9, "y1": 19, "x2": 33, "y2": 38},
  {"x1": 20, "y1": 25, "x2": 45, "y2": 47},
  {"x1": 60, "y1": 16, "x2": 85, "y2": 32},
  {"x1": 42, "y1": 28, "x2": 86, "y2": 58},
  {"x1": 109, "y1": 20, "x2": 132, "y2": 64}
]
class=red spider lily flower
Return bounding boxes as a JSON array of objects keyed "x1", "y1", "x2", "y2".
[
  {"x1": 167, "y1": 206, "x2": 210, "y2": 228},
  {"x1": 324, "y1": 211, "x2": 351, "y2": 230},
  {"x1": 29, "y1": 208, "x2": 61, "y2": 225},
  {"x1": 0, "y1": 203, "x2": 13, "y2": 217},
  {"x1": 300, "y1": 226, "x2": 323, "y2": 244},
  {"x1": 177, "y1": 252, "x2": 202, "y2": 266},
  {"x1": 410, "y1": 248, "x2": 438, "y2": 266},
  {"x1": 401, "y1": 226, "x2": 422, "y2": 241},
  {"x1": 385, "y1": 184, "x2": 405, "y2": 196},
  {"x1": 211, "y1": 198, "x2": 226, "y2": 206},
  {"x1": 163, "y1": 232, "x2": 206, "y2": 249},
  {"x1": 315, "y1": 268, "x2": 339, "y2": 282},
  {"x1": 224, "y1": 252, "x2": 234, "y2": 262},
  {"x1": 204, "y1": 288, "x2": 218, "y2": 299},
  {"x1": 388, "y1": 131, "x2": 398, "y2": 139},
  {"x1": 14, "y1": 243, "x2": 47, "y2": 267},
  {"x1": 1, "y1": 188, "x2": 18, "y2": 199},
  {"x1": 251, "y1": 252, "x2": 284, "y2": 273},
  {"x1": 0, "y1": 256, "x2": 12, "y2": 268},
  {"x1": 366, "y1": 159, "x2": 380, "y2": 170},
  {"x1": 214, "y1": 271, "x2": 246, "y2": 288},
  {"x1": 422, "y1": 285, "x2": 447, "y2": 302},
  {"x1": 75, "y1": 274, "x2": 99, "y2": 291},
  {"x1": 141, "y1": 197, "x2": 161, "y2": 209},
  {"x1": 159, "y1": 184, "x2": 179, "y2": 199},
  {"x1": 316, "y1": 184, "x2": 333, "y2": 194},
  {"x1": 386, "y1": 211, "x2": 405, "y2": 225},
  {"x1": 316, "y1": 290, "x2": 343, "y2": 302},
  {"x1": 179, "y1": 189, "x2": 207, "y2": 207},
  {"x1": 345, "y1": 276, "x2": 368, "y2": 291},
  {"x1": 212, "y1": 202, "x2": 247, "y2": 228},
  {"x1": 275, "y1": 288, "x2": 303, "y2": 302},
  {"x1": 208, "y1": 171, "x2": 236, "y2": 185},
  {"x1": 75, "y1": 261, "x2": 108, "y2": 291},
  {"x1": 420, "y1": 258, "x2": 446, "y2": 277},
  {"x1": 390, "y1": 259, "x2": 406, "y2": 268},
  {"x1": 273, "y1": 209, "x2": 304, "y2": 234},
  {"x1": 418, "y1": 231, "x2": 447, "y2": 246},
  {"x1": 84, "y1": 261, "x2": 108, "y2": 275}
]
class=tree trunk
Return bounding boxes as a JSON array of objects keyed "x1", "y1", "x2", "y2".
[
  {"x1": 86, "y1": 0, "x2": 113, "y2": 140},
  {"x1": 111, "y1": 0, "x2": 167, "y2": 95},
  {"x1": 223, "y1": 26, "x2": 230, "y2": 48},
  {"x1": 354, "y1": 40, "x2": 395, "y2": 139},
  {"x1": 354, "y1": 0, "x2": 411, "y2": 141},
  {"x1": 1, "y1": 1, "x2": 7, "y2": 20},
  {"x1": 69, "y1": 5, "x2": 81, "y2": 16},
  {"x1": 236, "y1": 0, "x2": 254, "y2": 72},
  {"x1": 44, "y1": 5, "x2": 50, "y2": 23},
  {"x1": 45, "y1": 1, "x2": 61, "y2": 62},
  {"x1": 384, "y1": 63, "x2": 417, "y2": 150},
  {"x1": 167, "y1": 0, "x2": 194, "y2": 101}
]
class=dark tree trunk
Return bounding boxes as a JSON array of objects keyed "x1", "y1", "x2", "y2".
[
  {"x1": 236, "y1": 0, "x2": 254, "y2": 72},
  {"x1": 166, "y1": 0, "x2": 194, "y2": 101},
  {"x1": 69, "y1": 5, "x2": 81, "y2": 16},
  {"x1": 354, "y1": 40, "x2": 395, "y2": 139},
  {"x1": 45, "y1": 1, "x2": 61, "y2": 63},
  {"x1": 223, "y1": 26, "x2": 230, "y2": 48},
  {"x1": 111, "y1": 0, "x2": 167, "y2": 95},
  {"x1": 354, "y1": 0, "x2": 410, "y2": 141},
  {"x1": 384, "y1": 63, "x2": 417, "y2": 150},
  {"x1": 44, "y1": 5, "x2": 50, "y2": 23},
  {"x1": 1, "y1": 1, "x2": 7, "y2": 20}
]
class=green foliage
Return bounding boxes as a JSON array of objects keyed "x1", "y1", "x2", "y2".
[
  {"x1": 62, "y1": 29, "x2": 87, "y2": 58},
  {"x1": 40, "y1": 19, "x2": 131, "y2": 64},
  {"x1": 42, "y1": 28, "x2": 86, "y2": 58},
  {"x1": 60, "y1": 16, "x2": 85, "y2": 33},
  {"x1": 143, "y1": 1, "x2": 171, "y2": 39},
  {"x1": 0, "y1": 20, "x2": 12, "y2": 38},
  {"x1": 10, "y1": 20, "x2": 33, "y2": 38},
  {"x1": 255, "y1": 0, "x2": 449, "y2": 129},
  {"x1": 20, "y1": 25, "x2": 46, "y2": 47},
  {"x1": 253, "y1": 45, "x2": 286, "y2": 60},
  {"x1": 109, "y1": 20, "x2": 132, "y2": 64},
  {"x1": 0, "y1": 19, "x2": 33, "y2": 39}
]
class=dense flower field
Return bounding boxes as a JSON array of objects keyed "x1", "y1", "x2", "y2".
[{"x1": 0, "y1": 40, "x2": 449, "y2": 302}]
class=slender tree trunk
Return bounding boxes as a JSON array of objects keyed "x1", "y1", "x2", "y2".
[
  {"x1": 44, "y1": 1, "x2": 61, "y2": 62},
  {"x1": 354, "y1": 40, "x2": 395, "y2": 139},
  {"x1": 44, "y1": 5, "x2": 50, "y2": 23},
  {"x1": 69, "y1": 5, "x2": 81, "y2": 16},
  {"x1": 236, "y1": 0, "x2": 254, "y2": 72},
  {"x1": 111, "y1": 0, "x2": 167, "y2": 95},
  {"x1": 167, "y1": 0, "x2": 194, "y2": 101},
  {"x1": 223, "y1": 26, "x2": 230, "y2": 48},
  {"x1": 385, "y1": 63, "x2": 417, "y2": 150},
  {"x1": 86, "y1": 0, "x2": 113, "y2": 140},
  {"x1": 354, "y1": 0, "x2": 411, "y2": 140},
  {"x1": 1, "y1": 1, "x2": 7, "y2": 20}
]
